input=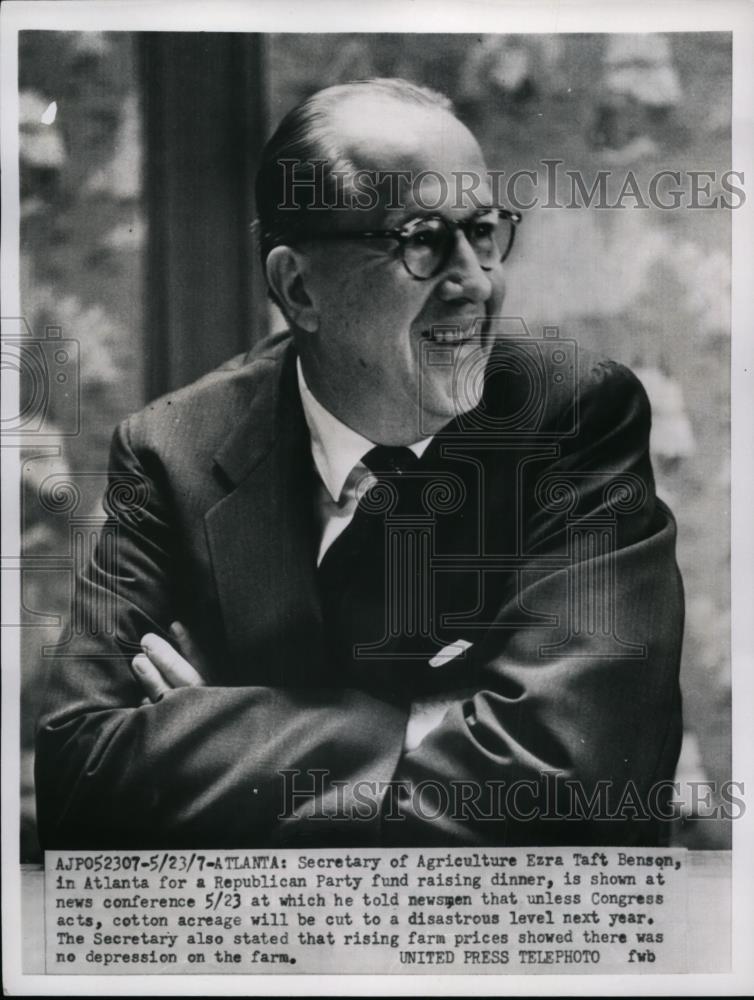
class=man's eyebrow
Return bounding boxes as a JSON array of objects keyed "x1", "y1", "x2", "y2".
[{"x1": 386, "y1": 204, "x2": 498, "y2": 228}]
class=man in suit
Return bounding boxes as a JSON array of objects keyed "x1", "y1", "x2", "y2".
[{"x1": 35, "y1": 78, "x2": 684, "y2": 849}]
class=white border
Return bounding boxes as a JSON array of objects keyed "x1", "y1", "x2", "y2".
[{"x1": 2, "y1": 0, "x2": 753, "y2": 995}]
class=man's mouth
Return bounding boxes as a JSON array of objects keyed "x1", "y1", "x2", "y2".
[
  {"x1": 417, "y1": 310, "x2": 493, "y2": 345},
  {"x1": 420, "y1": 326, "x2": 475, "y2": 345}
]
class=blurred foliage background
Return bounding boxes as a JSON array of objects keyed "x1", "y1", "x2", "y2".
[{"x1": 17, "y1": 31, "x2": 731, "y2": 858}]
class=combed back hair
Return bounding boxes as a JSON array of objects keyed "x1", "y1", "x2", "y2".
[{"x1": 254, "y1": 78, "x2": 455, "y2": 270}]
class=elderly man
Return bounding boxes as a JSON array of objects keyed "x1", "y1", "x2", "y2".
[{"x1": 35, "y1": 79, "x2": 683, "y2": 848}]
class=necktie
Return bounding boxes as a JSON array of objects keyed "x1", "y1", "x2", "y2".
[
  {"x1": 317, "y1": 445, "x2": 419, "y2": 684},
  {"x1": 319, "y1": 444, "x2": 419, "y2": 590}
]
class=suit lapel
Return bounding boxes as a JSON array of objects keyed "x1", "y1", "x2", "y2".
[{"x1": 204, "y1": 340, "x2": 325, "y2": 686}]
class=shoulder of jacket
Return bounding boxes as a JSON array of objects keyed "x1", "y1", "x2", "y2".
[
  {"x1": 576, "y1": 351, "x2": 650, "y2": 412},
  {"x1": 483, "y1": 338, "x2": 648, "y2": 431},
  {"x1": 122, "y1": 330, "x2": 293, "y2": 444}
]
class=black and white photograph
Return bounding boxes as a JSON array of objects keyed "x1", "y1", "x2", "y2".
[{"x1": 2, "y1": 0, "x2": 753, "y2": 993}]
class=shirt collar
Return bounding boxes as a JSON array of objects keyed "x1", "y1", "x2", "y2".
[{"x1": 296, "y1": 357, "x2": 432, "y2": 503}]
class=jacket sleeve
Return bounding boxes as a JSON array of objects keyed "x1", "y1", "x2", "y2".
[
  {"x1": 34, "y1": 418, "x2": 409, "y2": 850},
  {"x1": 381, "y1": 361, "x2": 685, "y2": 847}
]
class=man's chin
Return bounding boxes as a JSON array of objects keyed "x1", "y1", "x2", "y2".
[{"x1": 418, "y1": 372, "x2": 485, "y2": 435}]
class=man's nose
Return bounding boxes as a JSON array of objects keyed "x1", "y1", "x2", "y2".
[{"x1": 436, "y1": 229, "x2": 494, "y2": 302}]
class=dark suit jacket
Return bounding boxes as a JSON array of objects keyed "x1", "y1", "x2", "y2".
[{"x1": 35, "y1": 330, "x2": 684, "y2": 848}]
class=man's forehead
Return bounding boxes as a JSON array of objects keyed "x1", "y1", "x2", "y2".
[
  {"x1": 329, "y1": 95, "x2": 492, "y2": 220},
  {"x1": 333, "y1": 96, "x2": 478, "y2": 158}
]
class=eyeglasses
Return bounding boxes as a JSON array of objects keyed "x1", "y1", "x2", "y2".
[{"x1": 303, "y1": 208, "x2": 522, "y2": 280}]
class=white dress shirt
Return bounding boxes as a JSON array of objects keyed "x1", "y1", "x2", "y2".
[
  {"x1": 296, "y1": 358, "x2": 432, "y2": 565},
  {"x1": 296, "y1": 358, "x2": 464, "y2": 750}
]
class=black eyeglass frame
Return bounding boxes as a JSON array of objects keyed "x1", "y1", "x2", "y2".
[{"x1": 299, "y1": 207, "x2": 523, "y2": 280}]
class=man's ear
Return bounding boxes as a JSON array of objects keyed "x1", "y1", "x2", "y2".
[{"x1": 265, "y1": 246, "x2": 319, "y2": 333}]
